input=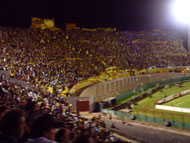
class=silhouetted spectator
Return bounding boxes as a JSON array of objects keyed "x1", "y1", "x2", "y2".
[
  {"x1": 55, "y1": 128, "x2": 71, "y2": 143},
  {"x1": 27, "y1": 114, "x2": 59, "y2": 143},
  {"x1": 25, "y1": 101, "x2": 39, "y2": 128},
  {"x1": 74, "y1": 135, "x2": 94, "y2": 143},
  {"x1": 0, "y1": 109, "x2": 26, "y2": 143},
  {"x1": 0, "y1": 106, "x2": 7, "y2": 120}
]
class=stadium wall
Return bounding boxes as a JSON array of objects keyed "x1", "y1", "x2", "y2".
[
  {"x1": 80, "y1": 73, "x2": 190, "y2": 102},
  {"x1": 155, "y1": 105, "x2": 190, "y2": 113},
  {"x1": 102, "y1": 109, "x2": 190, "y2": 130}
]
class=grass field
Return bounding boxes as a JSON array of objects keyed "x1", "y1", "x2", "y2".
[
  {"x1": 129, "y1": 81, "x2": 190, "y2": 123},
  {"x1": 164, "y1": 94, "x2": 190, "y2": 108},
  {"x1": 133, "y1": 81, "x2": 190, "y2": 111}
]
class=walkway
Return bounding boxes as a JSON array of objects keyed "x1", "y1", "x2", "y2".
[
  {"x1": 0, "y1": 70, "x2": 33, "y2": 89},
  {"x1": 81, "y1": 112, "x2": 190, "y2": 143}
]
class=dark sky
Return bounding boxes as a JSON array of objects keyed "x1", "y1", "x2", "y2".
[
  {"x1": 0, "y1": 0, "x2": 188, "y2": 46},
  {"x1": 0, "y1": 0, "x2": 185, "y2": 29}
]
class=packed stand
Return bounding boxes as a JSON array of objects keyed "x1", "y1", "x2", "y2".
[
  {"x1": 0, "y1": 26, "x2": 188, "y2": 143},
  {"x1": 0, "y1": 77, "x2": 129, "y2": 143},
  {"x1": 0, "y1": 27, "x2": 189, "y2": 94}
]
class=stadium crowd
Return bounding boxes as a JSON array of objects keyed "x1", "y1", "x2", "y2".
[
  {"x1": 0, "y1": 27, "x2": 189, "y2": 93},
  {"x1": 0, "y1": 26, "x2": 189, "y2": 142},
  {"x1": 0, "y1": 77, "x2": 127, "y2": 143}
]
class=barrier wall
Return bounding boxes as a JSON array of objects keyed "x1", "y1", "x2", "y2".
[
  {"x1": 102, "y1": 109, "x2": 190, "y2": 130},
  {"x1": 80, "y1": 73, "x2": 190, "y2": 102},
  {"x1": 155, "y1": 105, "x2": 190, "y2": 113}
]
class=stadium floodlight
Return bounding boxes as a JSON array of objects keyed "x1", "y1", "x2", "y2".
[
  {"x1": 172, "y1": 0, "x2": 190, "y2": 24},
  {"x1": 172, "y1": 0, "x2": 190, "y2": 51}
]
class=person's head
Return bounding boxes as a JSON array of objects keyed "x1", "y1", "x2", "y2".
[
  {"x1": 55, "y1": 128, "x2": 71, "y2": 143},
  {"x1": 0, "y1": 106, "x2": 7, "y2": 119},
  {"x1": 75, "y1": 135, "x2": 94, "y2": 143},
  {"x1": 31, "y1": 114, "x2": 58, "y2": 140},
  {"x1": 0, "y1": 74, "x2": 6, "y2": 80},
  {"x1": 25, "y1": 101, "x2": 38, "y2": 112},
  {"x1": 0, "y1": 109, "x2": 26, "y2": 138}
]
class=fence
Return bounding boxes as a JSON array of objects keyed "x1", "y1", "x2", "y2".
[
  {"x1": 80, "y1": 73, "x2": 190, "y2": 102},
  {"x1": 102, "y1": 109, "x2": 190, "y2": 130},
  {"x1": 116, "y1": 76, "x2": 190, "y2": 103}
]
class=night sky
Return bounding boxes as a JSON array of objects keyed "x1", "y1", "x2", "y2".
[{"x1": 0, "y1": 0, "x2": 188, "y2": 46}]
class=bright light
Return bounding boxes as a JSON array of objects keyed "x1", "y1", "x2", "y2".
[{"x1": 172, "y1": 0, "x2": 190, "y2": 24}]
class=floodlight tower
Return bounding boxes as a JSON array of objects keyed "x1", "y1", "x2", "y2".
[{"x1": 172, "y1": 0, "x2": 190, "y2": 51}]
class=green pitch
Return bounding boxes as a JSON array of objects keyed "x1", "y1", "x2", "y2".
[
  {"x1": 164, "y1": 94, "x2": 190, "y2": 108},
  {"x1": 134, "y1": 81, "x2": 190, "y2": 110},
  {"x1": 130, "y1": 81, "x2": 190, "y2": 123}
]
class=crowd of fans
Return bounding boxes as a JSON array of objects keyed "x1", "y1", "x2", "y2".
[
  {"x1": 0, "y1": 26, "x2": 189, "y2": 142},
  {"x1": 0, "y1": 77, "x2": 128, "y2": 143},
  {"x1": 0, "y1": 27, "x2": 189, "y2": 94}
]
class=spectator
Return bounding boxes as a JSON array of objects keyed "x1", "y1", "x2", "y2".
[
  {"x1": 27, "y1": 114, "x2": 59, "y2": 143},
  {"x1": 74, "y1": 135, "x2": 94, "y2": 143},
  {"x1": 25, "y1": 101, "x2": 39, "y2": 128},
  {"x1": 0, "y1": 106, "x2": 7, "y2": 120},
  {"x1": 0, "y1": 109, "x2": 26, "y2": 143},
  {"x1": 55, "y1": 128, "x2": 71, "y2": 143}
]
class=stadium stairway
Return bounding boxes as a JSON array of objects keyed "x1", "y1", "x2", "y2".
[{"x1": 0, "y1": 70, "x2": 33, "y2": 89}]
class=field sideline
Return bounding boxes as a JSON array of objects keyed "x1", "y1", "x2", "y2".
[
  {"x1": 130, "y1": 81, "x2": 190, "y2": 123},
  {"x1": 133, "y1": 81, "x2": 190, "y2": 110},
  {"x1": 164, "y1": 94, "x2": 190, "y2": 108}
]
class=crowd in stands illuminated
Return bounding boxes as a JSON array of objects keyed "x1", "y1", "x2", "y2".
[
  {"x1": 0, "y1": 77, "x2": 125, "y2": 143},
  {"x1": 0, "y1": 27, "x2": 188, "y2": 91},
  {"x1": 0, "y1": 26, "x2": 189, "y2": 143}
]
